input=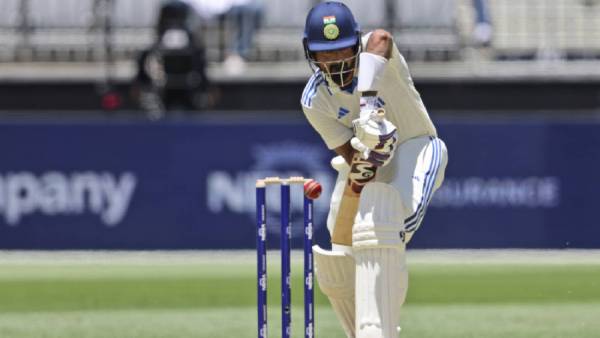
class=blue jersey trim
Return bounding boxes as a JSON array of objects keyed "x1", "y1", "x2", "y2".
[
  {"x1": 341, "y1": 77, "x2": 358, "y2": 94},
  {"x1": 301, "y1": 72, "x2": 325, "y2": 108},
  {"x1": 404, "y1": 137, "x2": 442, "y2": 233}
]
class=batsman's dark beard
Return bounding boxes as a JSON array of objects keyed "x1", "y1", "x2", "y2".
[
  {"x1": 327, "y1": 61, "x2": 356, "y2": 88},
  {"x1": 331, "y1": 69, "x2": 355, "y2": 87}
]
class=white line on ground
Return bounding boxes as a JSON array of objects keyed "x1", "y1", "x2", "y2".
[{"x1": 0, "y1": 249, "x2": 599, "y2": 265}]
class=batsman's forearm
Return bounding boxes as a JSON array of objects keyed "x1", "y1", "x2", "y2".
[{"x1": 334, "y1": 141, "x2": 355, "y2": 166}]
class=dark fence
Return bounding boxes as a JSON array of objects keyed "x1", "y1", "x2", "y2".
[
  {"x1": 2, "y1": 79, "x2": 600, "y2": 112},
  {"x1": 0, "y1": 114, "x2": 598, "y2": 249}
]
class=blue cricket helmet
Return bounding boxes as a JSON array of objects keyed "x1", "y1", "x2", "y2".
[{"x1": 303, "y1": 1, "x2": 361, "y2": 53}]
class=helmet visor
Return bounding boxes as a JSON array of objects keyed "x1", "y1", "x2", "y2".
[{"x1": 309, "y1": 51, "x2": 358, "y2": 88}]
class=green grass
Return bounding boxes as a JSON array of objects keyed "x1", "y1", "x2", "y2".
[{"x1": 0, "y1": 251, "x2": 599, "y2": 337}]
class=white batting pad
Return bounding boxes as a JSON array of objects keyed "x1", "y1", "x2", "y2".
[
  {"x1": 353, "y1": 183, "x2": 404, "y2": 249},
  {"x1": 352, "y1": 183, "x2": 407, "y2": 338},
  {"x1": 313, "y1": 245, "x2": 356, "y2": 338}
]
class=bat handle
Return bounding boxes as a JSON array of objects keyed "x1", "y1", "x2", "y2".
[{"x1": 372, "y1": 108, "x2": 386, "y2": 123}]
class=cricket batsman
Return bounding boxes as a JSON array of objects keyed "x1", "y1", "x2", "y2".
[{"x1": 301, "y1": 2, "x2": 448, "y2": 337}]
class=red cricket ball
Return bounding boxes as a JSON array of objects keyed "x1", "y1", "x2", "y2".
[{"x1": 304, "y1": 179, "x2": 322, "y2": 200}]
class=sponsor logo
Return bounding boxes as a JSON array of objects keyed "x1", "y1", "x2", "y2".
[
  {"x1": 258, "y1": 224, "x2": 267, "y2": 241},
  {"x1": 323, "y1": 23, "x2": 340, "y2": 40},
  {"x1": 431, "y1": 176, "x2": 560, "y2": 208},
  {"x1": 259, "y1": 324, "x2": 267, "y2": 338},
  {"x1": 337, "y1": 107, "x2": 350, "y2": 119},
  {"x1": 305, "y1": 272, "x2": 313, "y2": 290},
  {"x1": 305, "y1": 222, "x2": 313, "y2": 240},
  {"x1": 0, "y1": 171, "x2": 136, "y2": 226},
  {"x1": 348, "y1": 160, "x2": 376, "y2": 194},
  {"x1": 306, "y1": 323, "x2": 314, "y2": 338},
  {"x1": 206, "y1": 142, "x2": 334, "y2": 237},
  {"x1": 259, "y1": 274, "x2": 267, "y2": 291}
]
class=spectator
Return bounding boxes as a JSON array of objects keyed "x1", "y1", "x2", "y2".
[
  {"x1": 223, "y1": 0, "x2": 263, "y2": 74},
  {"x1": 472, "y1": 0, "x2": 493, "y2": 47},
  {"x1": 184, "y1": 0, "x2": 264, "y2": 74},
  {"x1": 133, "y1": 0, "x2": 263, "y2": 114},
  {"x1": 134, "y1": 0, "x2": 209, "y2": 114}
]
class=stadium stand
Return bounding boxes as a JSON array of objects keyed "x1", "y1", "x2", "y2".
[
  {"x1": 26, "y1": 0, "x2": 98, "y2": 61},
  {"x1": 0, "y1": 0, "x2": 467, "y2": 63},
  {"x1": 0, "y1": 0, "x2": 22, "y2": 61},
  {"x1": 394, "y1": 0, "x2": 461, "y2": 61},
  {"x1": 1, "y1": 0, "x2": 600, "y2": 64},
  {"x1": 109, "y1": 0, "x2": 160, "y2": 60},
  {"x1": 490, "y1": 0, "x2": 600, "y2": 60},
  {"x1": 0, "y1": 0, "x2": 599, "y2": 112},
  {"x1": 0, "y1": 0, "x2": 600, "y2": 88},
  {"x1": 250, "y1": 0, "x2": 314, "y2": 62}
]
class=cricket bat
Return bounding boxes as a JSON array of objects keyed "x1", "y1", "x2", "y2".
[
  {"x1": 331, "y1": 108, "x2": 386, "y2": 246},
  {"x1": 331, "y1": 151, "x2": 378, "y2": 246}
]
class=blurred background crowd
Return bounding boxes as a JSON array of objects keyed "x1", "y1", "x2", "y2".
[{"x1": 1, "y1": 0, "x2": 599, "y2": 116}]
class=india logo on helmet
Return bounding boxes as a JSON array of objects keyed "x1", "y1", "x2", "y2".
[{"x1": 323, "y1": 24, "x2": 339, "y2": 40}]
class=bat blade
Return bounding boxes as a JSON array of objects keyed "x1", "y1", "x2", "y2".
[{"x1": 331, "y1": 153, "x2": 377, "y2": 246}]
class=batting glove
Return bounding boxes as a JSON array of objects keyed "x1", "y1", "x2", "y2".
[{"x1": 351, "y1": 108, "x2": 398, "y2": 167}]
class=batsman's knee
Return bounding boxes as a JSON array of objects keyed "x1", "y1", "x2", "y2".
[{"x1": 353, "y1": 182, "x2": 405, "y2": 250}]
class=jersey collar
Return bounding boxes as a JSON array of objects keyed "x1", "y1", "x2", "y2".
[{"x1": 341, "y1": 77, "x2": 358, "y2": 94}]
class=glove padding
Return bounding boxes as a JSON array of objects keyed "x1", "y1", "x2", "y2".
[{"x1": 351, "y1": 108, "x2": 398, "y2": 167}]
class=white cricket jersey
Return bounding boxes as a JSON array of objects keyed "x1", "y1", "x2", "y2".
[{"x1": 301, "y1": 34, "x2": 437, "y2": 150}]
